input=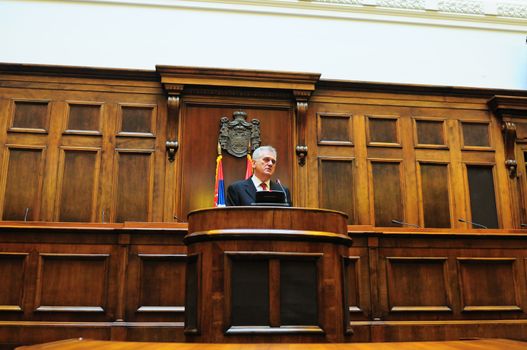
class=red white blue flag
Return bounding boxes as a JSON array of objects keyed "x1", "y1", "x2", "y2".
[
  {"x1": 245, "y1": 153, "x2": 252, "y2": 179},
  {"x1": 214, "y1": 154, "x2": 226, "y2": 207}
]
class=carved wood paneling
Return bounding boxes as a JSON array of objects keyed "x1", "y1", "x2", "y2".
[
  {"x1": 113, "y1": 151, "x2": 154, "y2": 222},
  {"x1": 370, "y1": 161, "x2": 403, "y2": 227},
  {"x1": 55, "y1": 148, "x2": 101, "y2": 222},
  {"x1": 317, "y1": 113, "x2": 353, "y2": 146},
  {"x1": 118, "y1": 105, "x2": 156, "y2": 136},
  {"x1": 66, "y1": 103, "x2": 102, "y2": 134},
  {"x1": 1, "y1": 147, "x2": 45, "y2": 221},
  {"x1": 342, "y1": 256, "x2": 362, "y2": 329},
  {"x1": 318, "y1": 157, "x2": 355, "y2": 223},
  {"x1": 457, "y1": 258, "x2": 521, "y2": 312},
  {"x1": 0, "y1": 252, "x2": 28, "y2": 311},
  {"x1": 414, "y1": 119, "x2": 447, "y2": 148},
  {"x1": 367, "y1": 116, "x2": 400, "y2": 146},
  {"x1": 386, "y1": 257, "x2": 452, "y2": 312},
  {"x1": 35, "y1": 253, "x2": 110, "y2": 313},
  {"x1": 466, "y1": 165, "x2": 499, "y2": 229},
  {"x1": 11, "y1": 100, "x2": 50, "y2": 132},
  {"x1": 461, "y1": 122, "x2": 491, "y2": 148},
  {"x1": 418, "y1": 162, "x2": 451, "y2": 228},
  {"x1": 136, "y1": 254, "x2": 186, "y2": 313}
]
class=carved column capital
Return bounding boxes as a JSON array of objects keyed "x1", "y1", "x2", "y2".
[
  {"x1": 163, "y1": 83, "x2": 184, "y2": 162},
  {"x1": 502, "y1": 120, "x2": 518, "y2": 177},
  {"x1": 293, "y1": 90, "x2": 312, "y2": 167},
  {"x1": 488, "y1": 95, "x2": 527, "y2": 178}
]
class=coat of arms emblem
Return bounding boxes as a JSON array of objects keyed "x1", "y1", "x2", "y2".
[{"x1": 219, "y1": 111, "x2": 261, "y2": 157}]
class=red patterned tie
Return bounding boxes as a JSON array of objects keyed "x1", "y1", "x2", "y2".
[{"x1": 261, "y1": 183, "x2": 268, "y2": 191}]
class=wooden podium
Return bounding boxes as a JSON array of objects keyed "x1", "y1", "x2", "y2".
[{"x1": 184, "y1": 207, "x2": 352, "y2": 343}]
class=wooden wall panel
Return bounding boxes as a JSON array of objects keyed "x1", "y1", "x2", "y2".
[
  {"x1": 35, "y1": 253, "x2": 110, "y2": 312},
  {"x1": 386, "y1": 257, "x2": 451, "y2": 312},
  {"x1": 2, "y1": 147, "x2": 45, "y2": 221},
  {"x1": 318, "y1": 158, "x2": 355, "y2": 223},
  {"x1": 114, "y1": 151, "x2": 153, "y2": 222},
  {"x1": 367, "y1": 116, "x2": 400, "y2": 146},
  {"x1": 119, "y1": 105, "x2": 156, "y2": 136},
  {"x1": 280, "y1": 259, "x2": 318, "y2": 326},
  {"x1": 0, "y1": 252, "x2": 28, "y2": 311},
  {"x1": 419, "y1": 163, "x2": 451, "y2": 228},
  {"x1": 461, "y1": 122, "x2": 490, "y2": 148},
  {"x1": 466, "y1": 165, "x2": 499, "y2": 229},
  {"x1": 317, "y1": 113, "x2": 353, "y2": 146},
  {"x1": 66, "y1": 103, "x2": 102, "y2": 133},
  {"x1": 457, "y1": 258, "x2": 521, "y2": 312},
  {"x1": 137, "y1": 254, "x2": 186, "y2": 312},
  {"x1": 56, "y1": 148, "x2": 100, "y2": 222},
  {"x1": 11, "y1": 100, "x2": 50, "y2": 131},
  {"x1": 230, "y1": 259, "x2": 269, "y2": 326},
  {"x1": 371, "y1": 161, "x2": 403, "y2": 227},
  {"x1": 414, "y1": 119, "x2": 446, "y2": 147}
]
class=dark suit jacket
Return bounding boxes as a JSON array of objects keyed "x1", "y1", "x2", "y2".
[{"x1": 226, "y1": 178, "x2": 292, "y2": 206}]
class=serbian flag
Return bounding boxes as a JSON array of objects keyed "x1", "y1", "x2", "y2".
[
  {"x1": 214, "y1": 155, "x2": 226, "y2": 207},
  {"x1": 245, "y1": 153, "x2": 252, "y2": 179}
]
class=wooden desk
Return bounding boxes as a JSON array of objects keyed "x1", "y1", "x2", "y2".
[{"x1": 185, "y1": 207, "x2": 351, "y2": 343}]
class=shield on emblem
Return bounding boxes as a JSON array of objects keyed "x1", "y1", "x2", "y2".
[{"x1": 218, "y1": 111, "x2": 261, "y2": 158}]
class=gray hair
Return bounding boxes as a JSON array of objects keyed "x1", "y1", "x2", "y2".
[{"x1": 252, "y1": 145, "x2": 277, "y2": 160}]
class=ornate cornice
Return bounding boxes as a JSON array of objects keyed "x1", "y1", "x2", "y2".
[
  {"x1": 498, "y1": 2, "x2": 527, "y2": 18},
  {"x1": 44, "y1": 1, "x2": 527, "y2": 30},
  {"x1": 376, "y1": 0, "x2": 425, "y2": 10},
  {"x1": 438, "y1": 0, "x2": 484, "y2": 15},
  {"x1": 156, "y1": 65, "x2": 320, "y2": 92}
]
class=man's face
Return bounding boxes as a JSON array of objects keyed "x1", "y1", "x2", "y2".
[{"x1": 252, "y1": 150, "x2": 276, "y2": 181}]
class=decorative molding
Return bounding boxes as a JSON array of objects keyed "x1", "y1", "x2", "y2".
[
  {"x1": 34, "y1": 0, "x2": 527, "y2": 32},
  {"x1": 488, "y1": 95, "x2": 527, "y2": 178},
  {"x1": 498, "y1": 3, "x2": 527, "y2": 19},
  {"x1": 315, "y1": 0, "x2": 361, "y2": 4},
  {"x1": 438, "y1": 1, "x2": 484, "y2": 15},
  {"x1": 376, "y1": 0, "x2": 426, "y2": 10}
]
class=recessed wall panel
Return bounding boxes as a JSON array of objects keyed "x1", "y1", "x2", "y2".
[
  {"x1": 368, "y1": 117, "x2": 399, "y2": 145},
  {"x1": 58, "y1": 149, "x2": 99, "y2": 222},
  {"x1": 36, "y1": 254, "x2": 109, "y2": 312},
  {"x1": 387, "y1": 258, "x2": 451, "y2": 312},
  {"x1": 467, "y1": 165, "x2": 498, "y2": 229},
  {"x1": 12, "y1": 101, "x2": 49, "y2": 131},
  {"x1": 138, "y1": 255, "x2": 186, "y2": 311},
  {"x1": 462, "y1": 122, "x2": 490, "y2": 147},
  {"x1": 2, "y1": 148, "x2": 44, "y2": 221},
  {"x1": 120, "y1": 106, "x2": 154, "y2": 134},
  {"x1": 231, "y1": 259, "x2": 269, "y2": 326},
  {"x1": 318, "y1": 114, "x2": 353, "y2": 145},
  {"x1": 372, "y1": 162, "x2": 402, "y2": 227},
  {"x1": 458, "y1": 259, "x2": 520, "y2": 311},
  {"x1": 319, "y1": 158, "x2": 354, "y2": 224},
  {"x1": 115, "y1": 152, "x2": 152, "y2": 222},
  {"x1": 420, "y1": 163, "x2": 450, "y2": 228},
  {"x1": 415, "y1": 120, "x2": 445, "y2": 146},
  {"x1": 67, "y1": 104, "x2": 101, "y2": 132},
  {"x1": 0, "y1": 253, "x2": 28, "y2": 311},
  {"x1": 280, "y1": 259, "x2": 318, "y2": 326}
]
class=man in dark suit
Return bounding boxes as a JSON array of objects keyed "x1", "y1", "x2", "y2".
[{"x1": 226, "y1": 145, "x2": 292, "y2": 206}]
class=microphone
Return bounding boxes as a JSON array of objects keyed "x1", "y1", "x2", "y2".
[
  {"x1": 276, "y1": 179, "x2": 289, "y2": 206},
  {"x1": 391, "y1": 219, "x2": 420, "y2": 228},
  {"x1": 458, "y1": 218, "x2": 487, "y2": 229},
  {"x1": 520, "y1": 223, "x2": 527, "y2": 228}
]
